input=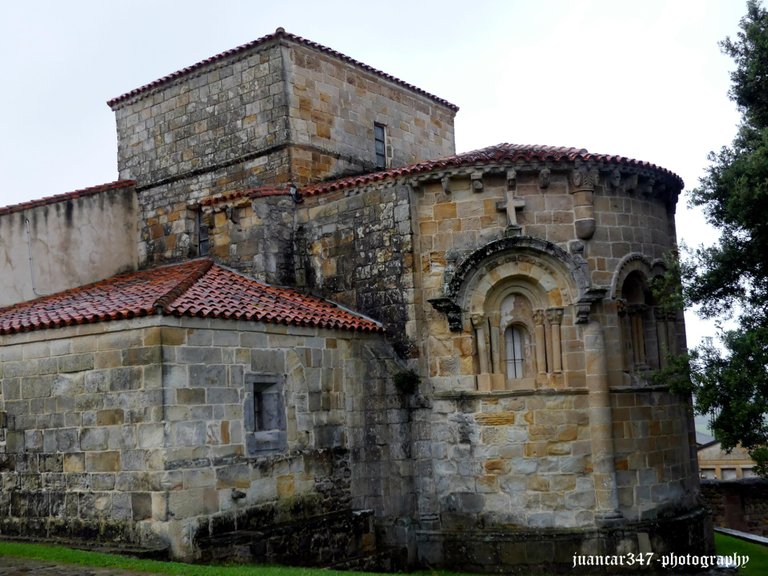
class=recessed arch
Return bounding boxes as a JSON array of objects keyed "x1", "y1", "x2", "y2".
[{"x1": 446, "y1": 236, "x2": 590, "y2": 307}]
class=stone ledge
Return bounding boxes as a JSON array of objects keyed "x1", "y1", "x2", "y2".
[{"x1": 434, "y1": 388, "x2": 588, "y2": 400}]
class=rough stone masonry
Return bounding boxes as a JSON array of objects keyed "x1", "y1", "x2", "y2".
[{"x1": 0, "y1": 28, "x2": 712, "y2": 572}]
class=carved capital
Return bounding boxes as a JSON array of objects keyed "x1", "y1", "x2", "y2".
[
  {"x1": 470, "y1": 313, "x2": 485, "y2": 328},
  {"x1": 546, "y1": 308, "x2": 564, "y2": 325},
  {"x1": 575, "y1": 288, "x2": 607, "y2": 324},
  {"x1": 570, "y1": 168, "x2": 599, "y2": 191},
  {"x1": 616, "y1": 298, "x2": 627, "y2": 316},
  {"x1": 428, "y1": 297, "x2": 463, "y2": 331},
  {"x1": 533, "y1": 309, "x2": 546, "y2": 326}
]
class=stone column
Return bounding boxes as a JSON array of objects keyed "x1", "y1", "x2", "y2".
[
  {"x1": 584, "y1": 320, "x2": 622, "y2": 524},
  {"x1": 471, "y1": 314, "x2": 489, "y2": 374},
  {"x1": 547, "y1": 308, "x2": 563, "y2": 373},
  {"x1": 488, "y1": 312, "x2": 501, "y2": 374},
  {"x1": 533, "y1": 310, "x2": 547, "y2": 375}
]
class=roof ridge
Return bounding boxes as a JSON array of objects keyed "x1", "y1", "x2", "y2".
[
  {"x1": 153, "y1": 259, "x2": 214, "y2": 314},
  {"x1": 107, "y1": 28, "x2": 458, "y2": 111}
]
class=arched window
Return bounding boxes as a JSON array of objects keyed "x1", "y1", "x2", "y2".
[
  {"x1": 505, "y1": 324, "x2": 527, "y2": 379},
  {"x1": 619, "y1": 271, "x2": 660, "y2": 371}
]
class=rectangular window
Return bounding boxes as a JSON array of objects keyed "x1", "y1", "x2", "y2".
[
  {"x1": 374, "y1": 123, "x2": 387, "y2": 169},
  {"x1": 0, "y1": 411, "x2": 7, "y2": 449},
  {"x1": 197, "y1": 210, "x2": 210, "y2": 257},
  {"x1": 244, "y1": 374, "x2": 287, "y2": 456}
]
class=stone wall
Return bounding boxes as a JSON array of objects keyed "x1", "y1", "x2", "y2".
[
  {"x1": 111, "y1": 42, "x2": 288, "y2": 189},
  {"x1": 0, "y1": 320, "x2": 166, "y2": 546},
  {"x1": 0, "y1": 316, "x2": 407, "y2": 560},
  {"x1": 701, "y1": 479, "x2": 768, "y2": 536},
  {"x1": 611, "y1": 389, "x2": 698, "y2": 520},
  {"x1": 285, "y1": 42, "x2": 456, "y2": 182},
  {"x1": 295, "y1": 184, "x2": 416, "y2": 355},
  {"x1": 0, "y1": 183, "x2": 138, "y2": 307},
  {"x1": 111, "y1": 34, "x2": 455, "y2": 269},
  {"x1": 402, "y1": 161, "x2": 699, "y2": 555},
  {"x1": 429, "y1": 390, "x2": 594, "y2": 530}
]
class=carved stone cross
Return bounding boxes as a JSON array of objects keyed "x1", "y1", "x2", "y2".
[{"x1": 496, "y1": 194, "x2": 526, "y2": 226}]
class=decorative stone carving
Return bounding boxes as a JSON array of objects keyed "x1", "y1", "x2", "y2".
[
  {"x1": 428, "y1": 297, "x2": 463, "y2": 331},
  {"x1": 441, "y1": 175, "x2": 451, "y2": 194},
  {"x1": 570, "y1": 168, "x2": 598, "y2": 240},
  {"x1": 575, "y1": 289, "x2": 606, "y2": 324},
  {"x1": 506, "y1": 168, "x2": 517, "y2": 190},
  {"x1": 538, "y1": 168, "x2": 551, "y2": 189},
  {"x1": 471, "y1": 171, "x2": 484, "y2": 193},
  {"x1": 610, "y1": 168, "x2": 622, "y2": 190}
]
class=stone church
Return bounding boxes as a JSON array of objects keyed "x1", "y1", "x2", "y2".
[{"x1": 0, "y1": 28, "x2": 711, "y2": 571}]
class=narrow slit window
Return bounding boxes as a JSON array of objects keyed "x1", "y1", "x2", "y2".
[
  {"x1": 374, "y1": 123, "x2": 387, "y2": 169},
  {"x1": 197, "y1": 210, "x2": 210, "y2": 257}
]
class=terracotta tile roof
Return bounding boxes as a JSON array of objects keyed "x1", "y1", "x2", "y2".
[
  {"x1": 301, "y1": 143, "x2": 685, "y2": 196},
  {"x1": 0, "y1": 181, "x2": 136, "y2": 217},
  {"x1": 0, "y1": 260, "x2": 382, "y2": 336},
  {"x1": 107, "y1": 28, "x2": 458, "y2": 112}
]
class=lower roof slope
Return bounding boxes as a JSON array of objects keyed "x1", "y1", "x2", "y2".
[{"x1": 0, "y1": 259, "x2": 382, "y2": 336}]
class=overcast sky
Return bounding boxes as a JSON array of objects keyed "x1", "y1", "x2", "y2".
[{"x1": 0, "y1": 0, "x2": 749, "y2": 343}]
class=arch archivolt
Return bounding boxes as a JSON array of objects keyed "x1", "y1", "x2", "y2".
[
  {"x1": 611, "y1": 253, "x2": 677, "y2": 375},
  {"x1": 459, "y1": 249, "x2": 576, "y2": 391}
]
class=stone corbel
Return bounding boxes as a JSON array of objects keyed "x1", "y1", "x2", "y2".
[
  {"x1": 538, "y1": 168, "x2": 551, "y2": 189},
  {"x1": 575, "y1": 288, "x2": 607, "y2": 324},
  {"x1": 570, "y1": 168, "x2": 598, "y2": 240},
  {"x1": 609, "y1": 169, "x2": 622, "y2": 190},
  {"x1": 441, "y1": 175, "x2": 452, "y2": 195},
  {"x1": 471, "y1": 171, "x2": 484, "y2": 193},
  {"x1": 506, "y1": 169, "x2": 517, "y2": 191},
  {"x1": 428, "y1": 297, "x2": 463, "y2": 331}
]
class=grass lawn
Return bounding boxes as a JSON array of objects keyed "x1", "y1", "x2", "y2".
[
  {"x1": 0, "y1": 540, "x2": 466, "y2": 576},
  {"x1": 5, "y1": 534, "x2": 765, "y2": 576},
  {"x1": 715, "y1": 531, "x2": 768, "y2": 576}
]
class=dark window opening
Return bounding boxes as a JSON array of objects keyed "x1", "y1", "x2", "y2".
[
  {"x1": 374, "y1": 123, "x2": 387, "y2": 169},
  {"x1": 197, "y1": 210, "x2": 210, "y2": 256}
]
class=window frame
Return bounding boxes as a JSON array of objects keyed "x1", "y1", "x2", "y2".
[
  {"x1": 244, "y1": 373, "x2": 287, "y2": 457},
  {"x1": 374, "y1": 122, "x2": 387, "y2": 169}
]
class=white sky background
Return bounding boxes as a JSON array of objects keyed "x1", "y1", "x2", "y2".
[{"x1": 0, "y1": 0, "x2": 748, "y2": 345}]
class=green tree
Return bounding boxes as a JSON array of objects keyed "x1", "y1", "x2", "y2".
[{"x1": 680, "y1": 0, "x2": 768, "y2": 475}]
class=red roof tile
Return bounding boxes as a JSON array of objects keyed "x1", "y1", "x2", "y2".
[
  {"x1": 107, "y1": 28, "x2": 458, "y2": 112},
  {"x1": 301, "y1": 143, "x2": 684, "y2": 196},
  {"x1": 0, "y1": 181, "x2": 136, "y2": 217},
  {"x1": 0, "y1": 260, "x2": 382, "y2": 336}
]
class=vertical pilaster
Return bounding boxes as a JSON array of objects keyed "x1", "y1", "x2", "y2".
[{"x1": 584, "y1": 320, "x2": 622, "y2": 524}]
